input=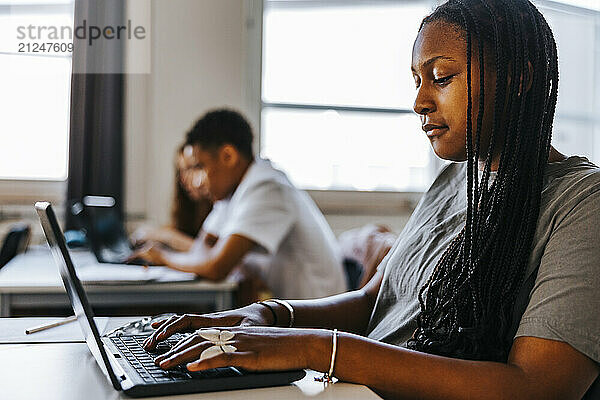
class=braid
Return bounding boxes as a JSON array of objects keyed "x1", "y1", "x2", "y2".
[{"x1": 408, "y1": 0, "x2": 559, "y2": 361}]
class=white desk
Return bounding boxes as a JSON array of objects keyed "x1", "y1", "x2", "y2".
[
  {"x1": 0, "y1": 248, "x2": 237, "y2": 316},
  {"x1": 0, "y1": 316, "x2": 145, "y2": 343},
  {"x1": 0, "y1": 317, "x2": 381, "y2": 400}
]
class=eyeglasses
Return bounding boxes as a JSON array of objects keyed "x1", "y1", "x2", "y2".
[{"x1": 180, "y1": 168, "x2": 207, "y2": 188}]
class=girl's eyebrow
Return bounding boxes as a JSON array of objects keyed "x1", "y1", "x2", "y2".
[{"x1": 412, "y1": 55, "x2": 458, "y2": 72}]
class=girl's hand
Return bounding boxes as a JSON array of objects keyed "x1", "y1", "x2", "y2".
[
  {"x1": 143, "y1": 303, "x2": 277, "y2": 350},
  {"x1": 153, "y1": 326, "x2": 329, "y2": 373}
]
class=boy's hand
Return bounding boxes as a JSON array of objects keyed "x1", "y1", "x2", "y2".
[{"x1": 126, "y1": 242, "x2": 166, "y2": 265}]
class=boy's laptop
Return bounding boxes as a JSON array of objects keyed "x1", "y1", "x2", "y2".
[
  {"x1": 78, "y1": 196, "x2": 146, "y2": 265},
  {"x1": 35, "y1": 201, "x2": 305, "y2": 398}
]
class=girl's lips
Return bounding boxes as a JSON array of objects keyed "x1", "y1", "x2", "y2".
[{"x1": 426, "y1": 127, "x2": 449, "y2": 138}]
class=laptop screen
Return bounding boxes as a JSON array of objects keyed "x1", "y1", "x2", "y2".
[
  {"x1": 81, "y1": 196, "x2": 133, "y2": 263},
  {"x1": 35, "y1": 201, "x2": 122, "y2": 390}
]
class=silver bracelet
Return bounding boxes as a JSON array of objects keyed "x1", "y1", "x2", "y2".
[
  {"x1": 316, "y1": 328, "x2": 338, "y2": 383},
  {"x1": 267, "y1": 299, "x2": 295, "y2": 328}
]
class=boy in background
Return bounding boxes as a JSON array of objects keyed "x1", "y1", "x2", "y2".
[{"x1": 131, "y1": 109, "x2": 347, "y2": 299}]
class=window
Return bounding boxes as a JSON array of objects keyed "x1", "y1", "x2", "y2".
[
  {"x1": 260, "y1": 0, "x2": 600, "y2": 195},
  {"x1": 0, "y1": 0, "x2": 74, "y2": 184},
  {"x1": 552, "y1": 0, "x2": 600, "y2": 11},
  {"x1": 533, "y1": 1, "x2": 600, "y2": 166},
  {"x1": 261, "y1": 0, "x2": 438, "y2": 193}
]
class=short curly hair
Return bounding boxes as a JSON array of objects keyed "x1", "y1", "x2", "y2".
[{"x1": 185, "y1": 108, "x2": 254, "y2": 160}]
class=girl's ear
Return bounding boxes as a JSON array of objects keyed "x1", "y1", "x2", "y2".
[
  {"x1": 526, "y1": 61, "x2": 534, "y2": 92},
  {"x1": 519, "y1": 61, "x2": 534, "y2": 96},
  {"x1": 507, "y1": 60, "x2": 534, "y2": 96}
]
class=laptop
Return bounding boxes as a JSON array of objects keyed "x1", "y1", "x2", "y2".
[
  {"x1": 77, "y1": 196, "x2": 148, "y2": 265},
  {"x1": 35, "y1": 201, "x2": 306, "y2": 398}
]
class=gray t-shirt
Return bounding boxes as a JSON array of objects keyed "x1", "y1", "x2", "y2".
[{"x1": 367, "y1": 156, "x2": 600, "y2": 397}]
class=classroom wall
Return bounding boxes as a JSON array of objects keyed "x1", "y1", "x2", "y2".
[{"x1": 125, "y1": 0, "x2": 246, "y2": 225}]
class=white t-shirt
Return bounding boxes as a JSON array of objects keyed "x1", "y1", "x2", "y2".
[{"x1": 201, "y1": 158, "x2": 347, "y2": 299}]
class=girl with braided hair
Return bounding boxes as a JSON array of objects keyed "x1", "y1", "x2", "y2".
[
  {"x1": 131, "y1": 144, "x2": 213, "y2": 252},
  {"x1": 142, "y1": 0, "x2": 599, "y2": 398}
]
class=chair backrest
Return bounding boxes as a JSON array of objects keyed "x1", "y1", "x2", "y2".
[
  {"x1": 0, "y1": 223, "x2": 31, "y2": 268},
  {"x1": 338, "y1": 224, "x2": 397, "y2": 288}
]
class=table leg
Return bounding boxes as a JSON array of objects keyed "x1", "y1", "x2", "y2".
[
  {"x1": 0, "y1": 294, "x2": 11, "y2": 317},
  {"x1": 223, "y1": 291, "x2": 233, "y2": 310},
  {"x1": 214, "y1": 292, "x2": 233, "y2": 311}
]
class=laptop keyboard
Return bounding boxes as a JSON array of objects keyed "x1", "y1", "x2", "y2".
[{"x1": 110, "y1": 334, "x2": 242, "y2": 383}]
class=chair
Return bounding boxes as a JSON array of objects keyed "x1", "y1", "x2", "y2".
[
  {"x1": 0, "y1": 223, "x2": 31, "y2": 269},
  {"x1": 338, "y1": 224, "x2": 397, "y2": 289}
]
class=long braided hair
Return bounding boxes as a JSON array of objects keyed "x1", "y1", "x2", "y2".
[{"x1": 407, "y1": 0, "x2": 559, "y2": 362}]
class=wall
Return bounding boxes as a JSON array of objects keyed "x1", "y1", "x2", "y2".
[{"x1": 125, "y1": 0, "x2": 246, "y2": 225}]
